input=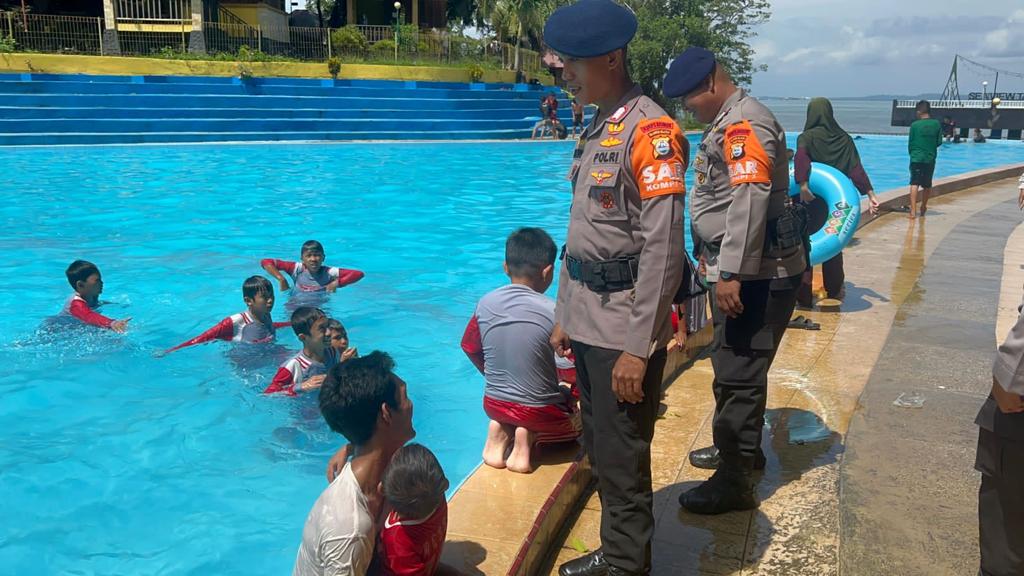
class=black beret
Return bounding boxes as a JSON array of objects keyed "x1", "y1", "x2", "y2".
[
  {"x1": 543, "y1": 0, "x2": 638, "y2": 58},
  {"x1": 663, "y1": 47, "x2": 716, "y2": 98}
]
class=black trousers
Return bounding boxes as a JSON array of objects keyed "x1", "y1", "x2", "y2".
[
  {"x1": 797, "y1": 198, "x2": 844, "y2": 307},
  {"x1": 976, "y1": 426, "x2": 1024, "y2": 576},
  {"x1": 571, "y1": 341, "x2": 667, "y2": 574},
  {"x1": 710, "y1": 276, "x2": 799, "y2": 469}
]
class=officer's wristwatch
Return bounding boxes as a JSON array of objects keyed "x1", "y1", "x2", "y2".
[{"x1": 719, "y1": 271, "x2": 737, "y2": 281}]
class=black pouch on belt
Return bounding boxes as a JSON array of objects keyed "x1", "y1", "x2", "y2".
[{"x1": 770, "y1": 202, "x2": 808, "y2": 251}]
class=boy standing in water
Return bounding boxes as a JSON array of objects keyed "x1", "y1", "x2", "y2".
[
  {"x1": 326, "y1": 319, "x2": 358, "y2": 363},
  {"x1": 264, "y1": 306, "x2": 338, "y2": 395},
  {"x1": 162, "y1": 276, "x2": 287, "y2": 354},
  {"x1": 262, "y1": 240, "x2": 364, "y2": 294},
  {"x1": 907, "y1": 100, "x2": 943, "y2": 218},
  {"x1": 64, "y1": 260, "x2": 130, "y2": 333}
]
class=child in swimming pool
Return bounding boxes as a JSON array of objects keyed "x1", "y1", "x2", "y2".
[
  {"x1": 326, "y1": 318, "x2": 358, "y2": 363},
  {"x1": 264, "y1": 306, "x2": 339, "y2": 395},
  {"x1": 64, "y1": 260, "x2": 130, "y2": 333},
  {"x1": 161, "y1": 275, "x2": 289, "y2": 355},
  {"x1": 261, "y1": 240, "x2": 364, "y2": 295},
  {"x1": 375, "y1": 443, "x2": 449, "y2": 576}
]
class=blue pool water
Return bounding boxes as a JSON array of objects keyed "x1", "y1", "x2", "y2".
[{"x1": 0, "y1": 134, "x2": 1021, "y2": 574}]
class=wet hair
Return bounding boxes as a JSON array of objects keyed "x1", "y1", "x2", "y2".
[
  {"x1": 326, "y1": 318, "x2": 347, "y2": 338},
  {"x1": 319, "y1": 351, "x2": 400, "y2": 445},
  {"x1": 65, "y1": 260, "x2": 99, "y2": 289},
  {"x1": 915, "y1": 100, "x2": 931, "y2": 114},
  {"x1": 242, "y1": 275, "x2": 274, "y2": 300},
  {"x1": 290, "y1": 306, "x2": 326, "y2": 337},
  {"x1": 383, "y1": 443, "x2": 447, "y2": 521},
  {"x1": 505, "y1": 227, "x2": 557, "y2": 278},
  {"x1": 301, "y1": 240, "x2": 324, "y2": 256}
]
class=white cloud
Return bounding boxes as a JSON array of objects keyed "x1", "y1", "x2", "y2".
[{"x1": 977, "y1": 10, "x2": 1024, "y2": 57}]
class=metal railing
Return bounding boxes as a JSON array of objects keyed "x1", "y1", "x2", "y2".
[
  {"x1": 3, "y1": 12, "x2": 104, "y2": 55},
  {"x1": 896, "y1": 99, "x2": 1024, "y2": 109},
  {"x1": 0, "y1": 13, "x2": 546, "y2": 76},
  {"x1": 116, "y1": 0, "x2": 190, "y2": 22}
]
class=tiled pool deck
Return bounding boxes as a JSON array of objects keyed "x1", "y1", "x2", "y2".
[{"x1": 439, "y1": 163, "x2": 1024, "y2": 576}]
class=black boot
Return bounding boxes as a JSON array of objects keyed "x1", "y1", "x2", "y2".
[
  {"x1": 688, "y1": 445, "x2": 766, "y2": 470},
  {"x1": 559, "y1": 549, "x2": 607, "y2": 576},
  {"x1": 678, "y1": 463, "x2": 758, "y2": 515}
]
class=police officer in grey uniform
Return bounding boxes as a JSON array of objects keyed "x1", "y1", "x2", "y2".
[
  {"x1": 662, "y1": 48, "x2": 805, "y2": 515},
  {"x1": 976, "y1": 287, "x2": 1024, "y2": 576},
  {"x1": 545, "y1": 0, "x2": 687, "y2": 573}
]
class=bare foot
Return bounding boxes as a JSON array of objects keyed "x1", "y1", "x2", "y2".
[
  {"x1": 482, "y1": 420, "x2": 512, "y2": 469},
  {"x1": 506, "y1": 427, "x2": 536, "y2": 474}
]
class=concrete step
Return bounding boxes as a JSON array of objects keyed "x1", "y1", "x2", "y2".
[
  {"x1": 0, "y1": 128, "x2": 537, "y2": 146},
  {"x1": 0, "y1": 93, "x2": 569, "y2": 111},
  {"x1": 0, "y1": 106, "x2": 584, "y2": 122},
  {"x1": 0, "y1": 117, "x2": 567, "y2": 133}
]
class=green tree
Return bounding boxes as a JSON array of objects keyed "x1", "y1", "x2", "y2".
[
  {"x1": 628, "y1": 0, "x2": 770, "y2": 113},
  {"x1": 475, "y1": 0, "x2": 559, "y2": 71}
]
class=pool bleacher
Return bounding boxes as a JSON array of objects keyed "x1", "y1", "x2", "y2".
[{"x1": 0, "y1": 73, "x2": 581, "y2": 146}]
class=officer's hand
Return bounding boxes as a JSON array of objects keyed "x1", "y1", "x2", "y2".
[
  {"x1": 716, "y1": 278, "x2": 744, "y2": 318},
  {"x1": 550, "y1": 323, "x2": 571, "y2": 358},
  {"x1": 611, "y1": 352, "x2": 647, "y2": 404},
  {"x1": 799, "y1": 183, "x2": 814, "y2": 204},
  {"x1": 278, "y1": 277, "x2": 290, "y2": 292},
  {"x1": 992, "y1": 377, "x2": 1024, "y2": 414},
  {"x1": 326, "y1": 443, "x2": 352, "y2": 483},
  {"x1": 698, "y1": 256, "x2": 707, "y2": 279}
]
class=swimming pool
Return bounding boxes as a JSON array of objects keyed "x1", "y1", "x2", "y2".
[{"x1": 0, "y1": 134, "x2": 1020, "y2": 574}]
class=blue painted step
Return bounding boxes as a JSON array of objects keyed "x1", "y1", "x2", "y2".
[
  {"x1": 0, "y1": 93, "x2": 571, "y2": 111},
  {"x1": 0, "y1": 106, "x2": 584, "y2": 122},
  {"x1": 0, "y1": 117, "x2": 568, "y2": 133}
]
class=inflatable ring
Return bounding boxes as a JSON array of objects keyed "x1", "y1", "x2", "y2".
[{"x1": 789, "y1": 162, "x2": 861, "y2": 266}]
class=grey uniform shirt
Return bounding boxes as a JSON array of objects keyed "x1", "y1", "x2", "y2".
[
  {"x1": 976, "y1": 291, "x2": 1024, "y2": 440},
  {"x1": 690, "y1": 89, "x2": 805, "y2": 280},
  {"x1": 555, "y1": 85, "x2": 687, "y2": 358}
]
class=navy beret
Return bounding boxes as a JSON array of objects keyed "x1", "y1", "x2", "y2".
[
  {"x1": 663, "y1": 47, "x2": 716, "y2": 98},
  {"x1": 543, "y1": 0, "x2": 638, "y2": 58}
]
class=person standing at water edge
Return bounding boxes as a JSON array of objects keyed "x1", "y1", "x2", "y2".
[
  {"x1": 545, "y1": 0, "x2": 687, "y2": 573},
  {"x1": 793, "y1": 97, "x2": 879, "y2": 308},
  {"x1": 907, "y1": 100, "x2": 942, "y2": 218},
  {"x1": 974, "y1": 283, "x2": 1024, "y2": 576},
  {"x1": 663, "y1": 47, "x2": 805, "y2": 514}
]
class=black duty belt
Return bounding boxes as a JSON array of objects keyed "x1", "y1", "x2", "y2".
[{"x1": 563, "y1": 249, "x2": 639, "y2": 293}]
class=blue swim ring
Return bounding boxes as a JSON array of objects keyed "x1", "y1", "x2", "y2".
[{"x1": 788, "y1": 162, "x2": 861, "y2": 266}]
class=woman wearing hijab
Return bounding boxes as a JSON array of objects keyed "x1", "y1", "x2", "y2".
[{"x1": 794, "y1": 97, "x2": 879, "y2": 308}]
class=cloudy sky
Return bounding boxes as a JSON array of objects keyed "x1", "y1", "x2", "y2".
[{"x1": 749, "y1": 0, "x2": 1024, "y2": 97}]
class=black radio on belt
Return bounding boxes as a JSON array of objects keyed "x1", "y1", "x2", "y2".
[{"x1": 563, "y1": 250, "x2": 639, "y2": 293}]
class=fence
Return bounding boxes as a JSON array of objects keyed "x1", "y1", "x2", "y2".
[
  {"x1": 896, "y1": 99, "x2": 1024, "y2": 110},
  {"x1": 0, "y1": 13, "x2": 545, "y2": 75}
]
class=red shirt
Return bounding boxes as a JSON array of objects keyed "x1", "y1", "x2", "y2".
[
  {"x1": 377, "y1": 501, "x2": 448, "y2": 576},
  {"x1": 64, "y1": 294, "x2": 114, "y2": 329}
]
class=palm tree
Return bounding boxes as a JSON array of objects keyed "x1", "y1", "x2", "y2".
[{"x1": 476, "y1": 0, "x2": 554, "y2": 72}]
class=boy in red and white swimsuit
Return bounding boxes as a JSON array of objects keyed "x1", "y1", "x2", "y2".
[
  {"x1": 461, "y1": 228, "x2": 580, "y2": 474},
  {"x1": 63, "y1": 260, "x2": 130, "y2": 333},
  {"x1": 376, "y1": 443, "x2": 448, "y2": 576},
  {"x1": 162, "y1": 276, "x2": 289, "y2": 355},
  {"x1": 264, "y1": 306, "x2": 339, "y2": 396},
  {"x1": 261, "y1": 240, "x2": 364, "y2": 295}
]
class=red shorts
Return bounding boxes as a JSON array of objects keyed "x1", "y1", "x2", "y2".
[{"x1": 483, "y1": 396, "x2": 581, "y2": 445}]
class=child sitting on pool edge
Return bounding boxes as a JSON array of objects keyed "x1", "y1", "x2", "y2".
[
  {"x1": 64, "y1": 260, "x2": 130, "y2": 333},
  {"x1": 374, "y1": 443, "x2": 448, "y2": 576},
  {"x1": 326, "y1": 318, "x2": 358, "y2": 363},
  {"x1": 461, "y1": 227, "x2": 581, "y2": 474},
  {"x1": 264, "y1": 306, "x2": 339, "y2": 395},
  {"x1": 161, "y1": 276, "x2": 289, "y2": 355},
  {"x1": 261, "y1": 240, "x2": 364, "y2": 295}
]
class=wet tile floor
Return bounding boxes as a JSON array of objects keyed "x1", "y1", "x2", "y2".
[{"x1": 540, "y1": 177, "x2": 1024, "y2": 576}]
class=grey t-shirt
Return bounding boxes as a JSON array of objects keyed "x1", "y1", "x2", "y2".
[{"x1": 476, "y1": 284, "x2": 562, "y2": 407}]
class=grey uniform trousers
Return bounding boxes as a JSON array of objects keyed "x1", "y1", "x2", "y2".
[
  {"x1": 571, "y1": 340, "x2": 667, "y2": 575},
  {"x1": 976, "y1": 424, "x2": 1024, "y2": 576},
  {"x1": 709, "y1": 276, "x2": 800, "y2": 469}
]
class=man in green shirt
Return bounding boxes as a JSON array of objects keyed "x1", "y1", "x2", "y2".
[{"x1": 908, "y1": 100, "x2": 943, "y2": 218}]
